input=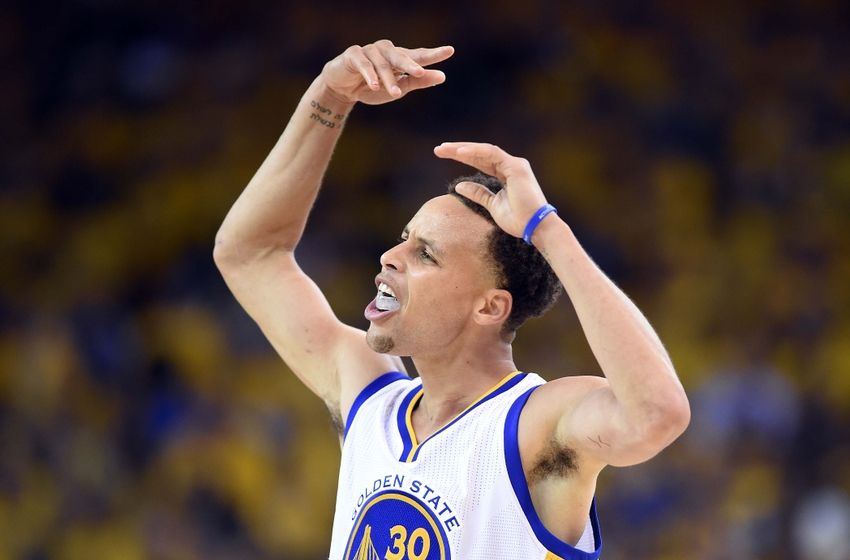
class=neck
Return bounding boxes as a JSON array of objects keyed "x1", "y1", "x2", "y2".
[{"x1": 410, "y1": 338, "x2": 517, "y2": 428}]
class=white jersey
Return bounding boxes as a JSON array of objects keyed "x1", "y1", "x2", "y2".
[{"x1": 328, "y1": 371, "x2": 602, "y2": 560}]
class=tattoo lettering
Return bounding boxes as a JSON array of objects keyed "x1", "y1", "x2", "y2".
[
  {"x1": 309, "y1": 100, "x2": 346, "y2": 128},
  {"x1": 310, "y1": 112, "x2": 337, "y2": 128},
  {"x1": 311, "y1": 99, "x2": 332, "y2": 115}
]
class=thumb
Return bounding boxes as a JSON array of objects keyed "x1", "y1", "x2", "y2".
[{"x1": 455, "y1": 181, "x2": 496, "y2": 211}]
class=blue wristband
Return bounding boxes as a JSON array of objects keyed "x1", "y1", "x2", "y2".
[{"x1": 522, "y1": 204, "x2": 557, "y2": 245}]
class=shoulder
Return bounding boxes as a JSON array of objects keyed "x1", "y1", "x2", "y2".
[{"x1": 342, "y1": 369, "x2": 415, "y2": 440}]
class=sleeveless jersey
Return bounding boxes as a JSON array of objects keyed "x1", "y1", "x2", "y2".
[{"x1": 327, "y1": 371, "x2": 602, "y2": 560}]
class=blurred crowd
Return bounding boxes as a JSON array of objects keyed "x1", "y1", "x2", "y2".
[{"x1": 2, "y1": 1, "x2": 849, "y2": 559}]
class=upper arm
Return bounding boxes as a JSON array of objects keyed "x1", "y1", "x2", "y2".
[
  {"x1": 214, "y1": 247, "x2": 403, "y2": 418},
  {"x1": 534, "y1": 376, "x2": 687, "y2": 469}
]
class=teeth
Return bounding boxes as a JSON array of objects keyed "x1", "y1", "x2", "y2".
[
  {"x1": 378, "y1": 282, "x2": 396, "y2": 298},
  {"x1": 375, "y1": 281, "x2": 400, "y2": 313},
  {"x1": 375, "y1": 292, "x2": 401, "y2": 312}
]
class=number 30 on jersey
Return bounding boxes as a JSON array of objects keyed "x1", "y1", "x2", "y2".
[
  {"x1": 385, "y1": 524, "x2": 430, "y2": 560},
  {"x1": 344, "y1": 491, "x2": 451, "y2": 560}
]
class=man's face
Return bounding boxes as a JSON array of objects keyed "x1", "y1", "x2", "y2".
[{"x1": 365, "y1": 195, "x2": 499, "y2": 356}]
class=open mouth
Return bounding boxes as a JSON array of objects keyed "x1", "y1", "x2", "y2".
[
  {"x1": 365, "y1": 281, "x2": 401, "y2": 322},
  {"x1": 375, "y1": 282, "x2": 401, "y2": 312}
]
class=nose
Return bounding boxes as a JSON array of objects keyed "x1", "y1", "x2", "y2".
[{"x1": 380, "y1": 240, "x2": 405, "y2": 271}]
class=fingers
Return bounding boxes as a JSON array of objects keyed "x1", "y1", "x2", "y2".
[
  {"x1": 454, "y1": 181, "x2": 496, "y2": 210},
  {"x1": 399, "y1": 46, "x2": 455, "y2": 66},
  {"x1": 396, "y1": 69, "x2": 446, "y2": 95},
  {"x1": 361, "y1": 40, "x2": 435, "y2": 97},
  {"x1": 362, "y1": 42, "x2": 401, "y2": 96},
  {"x1": 343, "y1": 46, "x2": 381, "y2": 91},
  {"x1": 380, "y1": 42, "x2": 426, "y2": 78},
  {"x1": 351, "y1": 41, "x2": 453, "y2": 98},
  {"x1": 434, "y1": 142, "x2": 530, "y2": 182}
]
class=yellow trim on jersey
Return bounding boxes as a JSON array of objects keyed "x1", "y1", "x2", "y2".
[
  {"x1": 404, "y1": 391, "x2": 423, "y2": 458},
  {"x1": 544, "y1": 553, "x2": 566, "y2": 560},
  {"x1": 344, "y1": 492, "x2": 447, "y2": 560},
  {"x1": 403, "y1": 370, "x2": 522, "y2": 463}
]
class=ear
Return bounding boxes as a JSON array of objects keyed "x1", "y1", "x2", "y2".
[{"x1": 473, "y1": 288, "x2": 512, "y2": 328}]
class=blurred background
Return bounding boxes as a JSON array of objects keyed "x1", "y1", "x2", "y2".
[{"x1": 2, "y1": 0, "x2": 849, "y2": 558}]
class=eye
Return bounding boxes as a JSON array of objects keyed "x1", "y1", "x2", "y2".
[
  {"x1": 397, "y1": 235, "x2": 408, "y2": 243},
  {"x1": 419, "y1": 248, "x2": 435, "y2": 263}
]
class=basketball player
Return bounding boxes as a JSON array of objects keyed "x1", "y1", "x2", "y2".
[{"x1": 214, "y1": 40, "x2": 690, "y2": 559}]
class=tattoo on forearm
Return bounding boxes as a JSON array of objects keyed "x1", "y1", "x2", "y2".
[
  {"x1": 587, "y1": 435, "x2": 611, "y2": 448},
  {"x1": 309, "y1": 100, "x2": 346, "y2": 129}
]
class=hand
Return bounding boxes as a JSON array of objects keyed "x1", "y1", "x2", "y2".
[
  {"x1": 321, "y1": 40, "x2": 454, "y2": 105},
  {"x1": 434, "y1": 142, "x2": 550, "y2": 239}
]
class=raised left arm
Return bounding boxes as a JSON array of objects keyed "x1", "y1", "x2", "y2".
[{"x1": 434, "y1": 142, "x2": 690, "y2": 467}]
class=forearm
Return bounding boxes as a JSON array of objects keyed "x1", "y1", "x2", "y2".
[
  {"x1": 533, "y1": 215, "x2": 689, "y2": 431},
  {"x1": 215, "y1": 76, "x2": 355, "y2": 260}
]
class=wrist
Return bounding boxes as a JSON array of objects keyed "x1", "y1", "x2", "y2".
[
  {"x1": 530, "y1": 211, "x2": 570, "y2": 249},
  {"x1": 312, "y1": 75, "x2": 358, "y2": 110},
  {"x1": 522, "y1": 203, "x2": 558, "y2": 245},
  {"x1": 302, "y1": 76, "x2": 356, "y2": 131}
]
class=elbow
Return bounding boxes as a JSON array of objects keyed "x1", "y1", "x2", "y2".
[
  {"x1": 213, "y1": 230, "x2": 295, "y2": 276},
  {"x1": 212, "y1": 230, "x2": 256, "y2": 275},
  {"x1": 213, "y1": 231, "x2": 238, "y2": 273},
  {"x1": 213, "y1": 213, "x2": 300, "y2": 273},
  {"x1": 663, "y1": 391, "x2": 691, "y2": 440},
  {"x1": 641, "y1": 388, "x2": 691, "y2": 446},
  {"x1": 606, "y1": 387, "x2": 690, "y2": 467}
]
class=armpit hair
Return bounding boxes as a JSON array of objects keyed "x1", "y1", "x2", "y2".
[
  {"x1": 528, "y1": 438, "x2": 578, "y2": 484},
  {"x1": 327, "y1": 404, "x2": 344, "y2": 435}
]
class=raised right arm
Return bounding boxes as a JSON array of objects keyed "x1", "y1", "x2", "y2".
[{"x1": 213, "y1": 41, "x2": 453, "y2": 421}]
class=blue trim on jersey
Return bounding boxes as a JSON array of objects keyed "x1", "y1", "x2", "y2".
[
  {"x1": 407, "y1": 372, "x2": 528, "y2": 462},
  {"x1": 397, "y1": 382, "x2": 424, "y2": 461},
  {"x1": 504, "y1": 386, "x2": 603, "y2": 560},
  {"x1": 344, "y1": 371, "x2": 410, "y2": 441}
]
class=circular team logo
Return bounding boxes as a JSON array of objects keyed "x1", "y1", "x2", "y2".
[{"x1": 344, "y1": 490, "x2": 451, "y2": 560}]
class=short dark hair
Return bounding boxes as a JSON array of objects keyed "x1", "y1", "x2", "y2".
[{"x1": 447, "y1": 172, "x2": 563, "y2": 335}]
